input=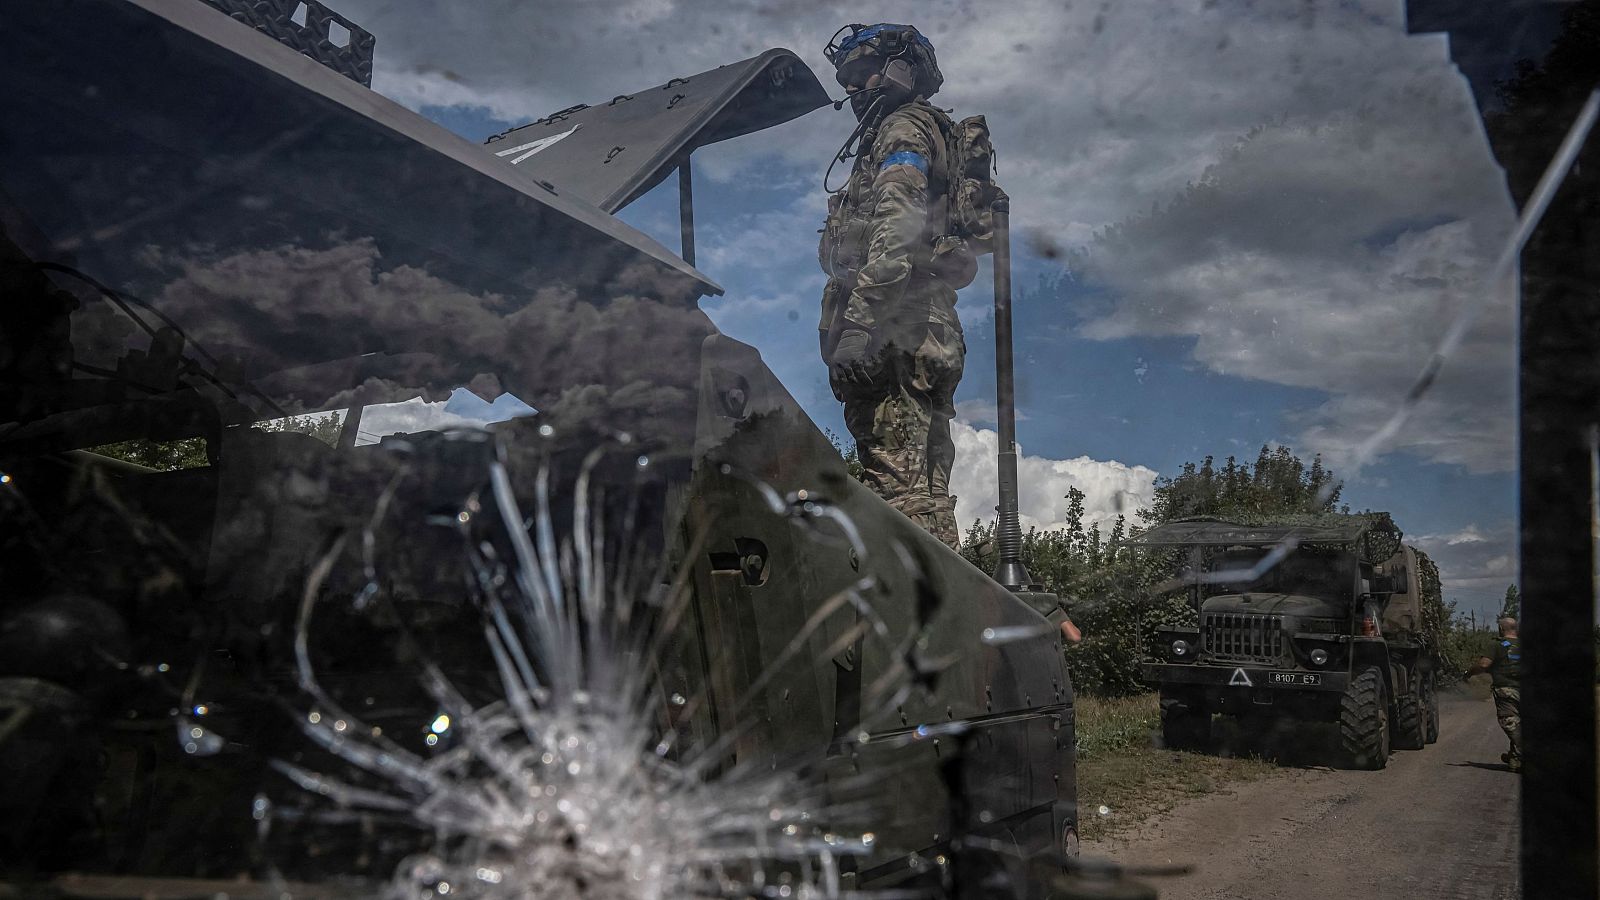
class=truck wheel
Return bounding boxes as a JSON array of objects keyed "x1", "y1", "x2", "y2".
[
  {"x1": 1423, "y1": 672, "x2": 1440, "y2": 744},
  {"x1": 1339, "y1": 666, "x2": 1390, "y2": 769},
  {"x1": 1392, "y1": 679, "x2": 1427, "y2": 751},
  {"x1": 1160, "y1": 692, "x2": 1212, "y2": 751}
]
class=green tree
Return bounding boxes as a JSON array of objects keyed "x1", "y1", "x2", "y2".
[
  {"x1": 960, "y1": 508, "x2": 1188, "y2": 696},
  {"x1": 89, "y1": 435, "x2": 211, "y2": 471},
  {"x1": 257, "y1": 411, "x2": 344, "y2": 446},
  {"x1": 1439, "y1": 604, "x2": 1500, "y2": 685},
  {"x1": 824, "y1": 428, "x2": 865, "y2": 480},
  {"x1": 1500, "y1": 584, "x2": 1521, "y2": 620},
  {"x1": 1141, "y1": 444, "x2": 1344, "y2": 524},
  {"x1": 91, "y1": 411, "x2": 344, "y2": 471}
]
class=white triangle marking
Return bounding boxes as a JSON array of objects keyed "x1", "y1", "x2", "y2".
[
  {"x1": 494, "y1": 124, "x2": 581, "y2": 165},
  {"x1": 1229, "y1": 667, "x2": 1254, "y2": 687}
]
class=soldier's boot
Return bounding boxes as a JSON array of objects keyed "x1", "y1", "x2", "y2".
[
  {"x1": 928, "y1": 494, "x2": 959, "y2": 550},
  {"x1": 1495, "y1": 697, "x2": 1522, "y2": 771},
  {"x1": 888, "y1": 495, "x2": 960, "y2": 551}
]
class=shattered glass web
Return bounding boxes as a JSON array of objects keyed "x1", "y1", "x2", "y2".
[{"x1": 266, "y1": 438, "x2": 951, "y2": 899}]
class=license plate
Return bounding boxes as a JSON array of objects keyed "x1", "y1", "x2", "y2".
[{"x1": 1270, "y1": 672, "x2": 1321, "y2": 686}]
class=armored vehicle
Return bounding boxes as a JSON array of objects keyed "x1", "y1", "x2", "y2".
[
  {"x1": 0, "y1": 0, "x2": 1074, "y2": 895},
  {"x1": 1137, "y1": 516, "x2": 1441, "y2": 769}
]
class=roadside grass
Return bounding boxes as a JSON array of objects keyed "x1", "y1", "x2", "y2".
[
  {"x1": 1075, "y1": 694, "x2": 1162, "y2": 760},
  {"x1": 1075, "y1": 693, "x2": 1280, "y2": 842}
]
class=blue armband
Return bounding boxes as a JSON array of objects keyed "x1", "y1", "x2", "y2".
[{"x1": 879, "y1": 151, "x2": 929, "y2": 177}]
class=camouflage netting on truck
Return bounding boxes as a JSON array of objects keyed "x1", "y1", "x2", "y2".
[
  {"x1": 1358, "y1": 512, "x2": 1404, "y2": 563},
  {"x1": 1412, "y1": 547, "x2": 1448, "y2": 654},
  {"x1": 1377, "y1": 543, "x2": 1447, "y2": 652},
  {"x1": 1143, "y1": 510, "x2": 1403, "y2": 563}
]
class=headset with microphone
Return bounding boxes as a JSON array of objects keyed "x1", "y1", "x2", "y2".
[{"x1": 821, "y1": 24, "x2": 939, "y2": 192}]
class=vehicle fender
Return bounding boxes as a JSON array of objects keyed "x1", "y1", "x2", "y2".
[
  {"x1": 685, "y1": 333, "x2": 1075, "y2": 873},
  {"x1": 1350, "y1": 638, "x2": 1394, "y2": 698}
]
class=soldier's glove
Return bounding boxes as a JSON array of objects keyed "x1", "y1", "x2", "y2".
[{"x1": 830, "y1": 329, "x2": 877, "y2": 386}]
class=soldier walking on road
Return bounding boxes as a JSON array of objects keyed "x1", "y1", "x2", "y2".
[
  {"x1": 816, "y1": 23, "x2": 983, "y2": 550},
  {"x1": 1464, "y1": 616, "x2": 1521, "y2": 772}
]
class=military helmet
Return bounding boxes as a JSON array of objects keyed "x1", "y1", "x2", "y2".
[{"x1": 824, "y1": 23, "x2": 944, "y2": 100}]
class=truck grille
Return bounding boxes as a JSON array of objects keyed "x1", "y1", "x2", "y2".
[{"x1": 1203, "y1": 613, "x2": 1285, "y2": 664}]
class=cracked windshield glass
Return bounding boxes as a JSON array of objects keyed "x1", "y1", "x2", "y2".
[{"x1": 4, "y1": 0, "x2": 1595, "y2": 897}]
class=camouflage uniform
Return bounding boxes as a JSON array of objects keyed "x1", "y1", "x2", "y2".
[
  {"x1": 1489, "y1": 637, "x2": 1521, "y2": 769},
  {"x1": 820, "y1": 100, "x2": 963, "y2": 548}
]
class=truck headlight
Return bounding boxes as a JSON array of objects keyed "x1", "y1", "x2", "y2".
[
  {"x1": 1171, "y1": 639, "x2": 1192, "y2": 659},
  {"x1": 1309, "y1": 648, "x2": 1329, "y2": 666}
]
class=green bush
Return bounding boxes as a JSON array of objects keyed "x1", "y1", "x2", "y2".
[
  {"x1": 959, "y1": 490, "x2": 1191, "y2": 697},
  {"x1": 1439, "y1": 620, "x2": 1501, "y2": 685},
  {"x1": 92, "y1": 410, "x2": 344, "y2": 471}
]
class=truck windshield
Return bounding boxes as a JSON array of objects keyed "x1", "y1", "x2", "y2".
[{"x1": 1205, "y1": 548, "x2": 1352, "y2": 603}]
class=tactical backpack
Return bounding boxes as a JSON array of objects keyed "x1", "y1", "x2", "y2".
[
  {"x1": 942, "y1": 113, "x2": 1005, "y2": 255},
  {"x1": 922, "y1": 109, "x2": 1005, "y2": 289}
]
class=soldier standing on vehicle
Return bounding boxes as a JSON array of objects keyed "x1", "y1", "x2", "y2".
[
  {"x1": 817, "y1": 23, "x2": 980, "y2": 550},
  {"x1": 1464, "y1": 616, "x2": 1521, "y2": 772}
]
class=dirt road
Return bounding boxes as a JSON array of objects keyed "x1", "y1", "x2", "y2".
[{"x1": 1091, "y1": 694, "x2": 1519, "y2": 899}]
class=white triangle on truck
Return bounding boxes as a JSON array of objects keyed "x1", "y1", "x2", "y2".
[{"x1": 1229, "y1": 667, "x2": 1253, "y2": 687}]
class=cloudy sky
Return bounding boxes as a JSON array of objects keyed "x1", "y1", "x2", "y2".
[{"x1": 328, "y1": 0, "x2": 1521, "y2": 618}]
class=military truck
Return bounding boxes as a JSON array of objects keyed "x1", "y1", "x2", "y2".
[
  {"x1": 0, "y1": 1, "x2": 1075, "y2": 896},
  {"x1": 1137, "y1": 516, "x2": 1441, "y2": 769}
]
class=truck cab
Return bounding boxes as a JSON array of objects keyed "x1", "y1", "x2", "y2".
[{"x1": 1138, "y1": 517, "x2": 1439, "y2": 769}]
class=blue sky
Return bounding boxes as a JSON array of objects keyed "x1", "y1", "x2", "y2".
[{"x1": 338, "y1": 0, "x2": 1519, "y2": 619}]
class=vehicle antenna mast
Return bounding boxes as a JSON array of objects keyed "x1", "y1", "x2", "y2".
[{"x1": 991, "y1": 196, "x2": 1032, "y2": 591}]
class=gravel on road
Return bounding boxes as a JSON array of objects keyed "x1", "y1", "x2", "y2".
[{"x1": 1089, "y1": 694, "x2": 1520, "y2": 900}]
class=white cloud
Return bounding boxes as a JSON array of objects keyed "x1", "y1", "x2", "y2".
[
  {"x1": 359, "y1": 396, "x2": 484, "y2": 442},
  {"x1": 358, "y1": 389, "x2": 537, "y2": 444},
  {"x1": 334, "y1": 0, "x2": 1496, "y2": 235},
  {"x1": 331, "y1": 0, "x2": 1518, "y2": 475},
  {"x1": 952, "y1": 398, "x2": 1029, "y2": 428},
  {"x1": 1442, "y1": 524, "x2": 1489, "y2": 546},
  {"x1": 697, "y1": 191, "x2": 829, "y2": 273},
  {"x1": 1078, "y1": 100, "x2": 1515, "y2": 472},
  {"x1": 701, "y1": 289, "x2": 815, "y2": 340},
  {"x1": 948, "y1": 419, "x2": 1157, "y2": 534},
  {"x1": 1410, "y1": 520, "x2": 1518, "y2": 615}
]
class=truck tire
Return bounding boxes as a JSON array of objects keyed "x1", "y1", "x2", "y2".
[
  {"x1": 1392, "y1": 679, "x2": 1427, "y2": 751},
  {"x1": 1160, "y1": 692, "x2": 1212, "y2": 752},
  {"x1": 1423, "y1": 672, "x2": 1440, "y2": 744},
  {"x1": 1339, "y1": 666, "x2": 1390, "y2": 769}
]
